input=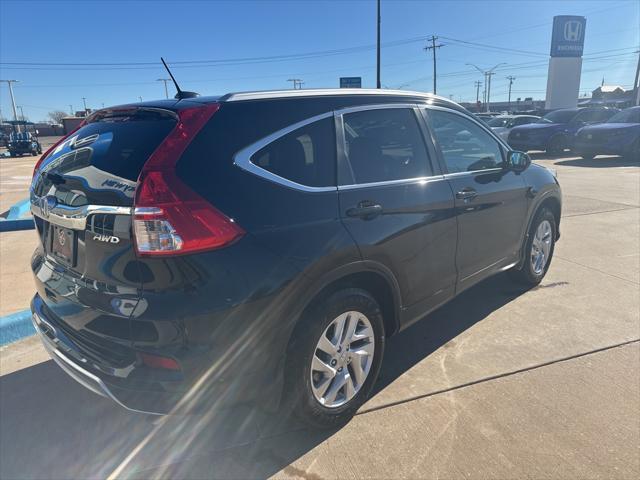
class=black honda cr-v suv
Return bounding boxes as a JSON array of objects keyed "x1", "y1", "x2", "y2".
[{"x1": 30, "y1": 89, "x2": 561, "y2": 427}]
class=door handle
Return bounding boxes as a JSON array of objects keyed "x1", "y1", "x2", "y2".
[
  {"x1": 346, "y1": 201, "x2": 383, "y2": 219},
  {"x1": 456, "y1": 188, "x2": 478, "y2": 201}
]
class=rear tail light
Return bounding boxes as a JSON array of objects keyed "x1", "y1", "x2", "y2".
[
  {"x1": 139, "y1": 352, "x2": 180, "y2": 371},
  {"x1": 32, "y1": 121, "x2": 86, "y2": 179},
  {"x1": 133, "y1": 103, "x2": 244, "y2": 256}
]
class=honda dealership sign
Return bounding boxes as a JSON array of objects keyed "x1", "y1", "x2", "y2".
[
  {"x1": 550, "y1": 16, "x2": 586, "y2": 57},
  {"x1": 545, "y1": 15, "x2": 587, "y2": 109}
]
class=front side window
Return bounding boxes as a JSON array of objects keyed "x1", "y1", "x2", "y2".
[
  {"x1": 342, "y1": 108, "x2": 432, "y2": 185},
  {"x1": 250, "y1": 117, "x2": 336, "y2": 187},
  {"x1": 428, "y1": 110, "x2": 504, "y2": 173}
]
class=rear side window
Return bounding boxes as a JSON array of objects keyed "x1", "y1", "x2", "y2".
[
  {"x1": 250, "y1": 117, "x2": 336, "y2": 187},
  {"x1": 41, "y1": 109, "x2": 177, "y2": 182},
  {"x1": 428, "y1": 109, "x2": 503, "y2": 173},
  {"x1": 342, "y1": 108, "x2": 432, "y2": 185}
]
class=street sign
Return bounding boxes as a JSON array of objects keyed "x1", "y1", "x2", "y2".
[
  {"x1": 550, "y1": 15, "x2": 586, "y2": 57},
  {"x1": 340, "y1": 77, "x2": 362, "y2": 88}
]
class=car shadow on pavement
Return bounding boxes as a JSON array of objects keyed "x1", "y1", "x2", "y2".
[
  {"x1": 0, "y1": 274, "x2": 529, "y2": 480},
  {"x1": 553, "y1": 155, "x2": 639, "y2": 168}
]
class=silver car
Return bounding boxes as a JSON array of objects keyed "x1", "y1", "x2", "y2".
[{"x1": 488, "y1": 115, "x2": 540, "y2": 142}]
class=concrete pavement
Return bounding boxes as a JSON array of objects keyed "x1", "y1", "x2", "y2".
[{"x1": 0, "y1": 152, "x2": 638, "y2": 479}]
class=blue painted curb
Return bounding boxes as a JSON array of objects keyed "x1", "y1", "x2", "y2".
[
  {"x1": 0, "y1": 309, "x2": 35, "y2": 346},
  {"x1": 7, "y1": 199, "x2": 31, "y2": 220},
  {"x1": 0, "y1": 218, "x2": 34, "y2": 232}
]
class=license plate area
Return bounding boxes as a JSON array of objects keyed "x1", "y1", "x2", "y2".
[{"x1": 50, "y1": 225, "x2": 77, "y2": 267}]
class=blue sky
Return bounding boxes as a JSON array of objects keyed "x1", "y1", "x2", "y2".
[{"x1": 1, "y1": 0, "x2": 638, "y2": 122}]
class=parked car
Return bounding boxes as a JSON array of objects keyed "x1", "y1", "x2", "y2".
[
  {"x1": 7, "y1": 123, "x2": 42, "y2": 157},
  {"x1": 487, "y1": 115, "x2": 540, "y2": 142},
  {"x1": 475, "y1": 112, "x2": 502, "y2": 123},
  {"x1": 508, "y1": 107, "x2": 618, "y2": 153},
  {"x1": 572, "y1": 106, "x2": 640, "y2": 160},
  {"x1": 29, "y1": 90, "x2": 561, "y2": 427}
]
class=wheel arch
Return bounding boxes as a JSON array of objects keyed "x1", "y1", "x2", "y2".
[{"x1": 517, "y1": 193, "x2": 561, "y2": 269}]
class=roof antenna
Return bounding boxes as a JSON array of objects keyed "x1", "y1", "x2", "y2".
[{"x1": 161, "y1": 57, "x2": 199, "y2": 99}]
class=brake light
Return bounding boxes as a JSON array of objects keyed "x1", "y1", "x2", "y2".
[
  {"x1": 32, "y1": 121, "x2": 86, "y2": 179},
  {"x1": 133, "y1": 103, "x2": 244, "y2": 256}
]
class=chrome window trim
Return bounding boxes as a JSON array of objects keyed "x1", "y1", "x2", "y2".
[
  {"x1": 335, "y1": 102, "x2": 421, "y2": 116},
  {"x1": 233, "y1": 111, "x2": 337, "y2": 193},
  {"x1": 30, "y1": 197, "x2": 132, "y2": 231},
  {"x1": 442, "y1": 168, "x2": 503, "y2": 179},
  {"x1": 338, "y1": 174, "x2": 445, "y2": 191}
]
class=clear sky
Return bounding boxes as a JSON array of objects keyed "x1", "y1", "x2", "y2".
[{"x1": 1, "y1": 0, "x2": 638, "y2": 122}]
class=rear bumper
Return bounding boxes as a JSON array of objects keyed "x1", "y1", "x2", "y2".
[{"x1": 31, "y1": 294, "x2": 177, "y2": 415}]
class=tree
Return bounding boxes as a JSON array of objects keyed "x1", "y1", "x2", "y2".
[{"x1": 48, "y1": 110, "x2": 67, "y2": 124}]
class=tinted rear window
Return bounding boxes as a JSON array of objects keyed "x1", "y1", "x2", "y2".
[{"x1": 41, "y1": 109, "x2": 177, "y2": 182}]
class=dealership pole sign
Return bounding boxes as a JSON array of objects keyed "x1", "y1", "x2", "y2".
[
  {"x1": 545, "y1": 15, "x2": 586, "y2": 109},
  {"x1": 550, "y1": 16, "x2": 586, "y2": 57}
]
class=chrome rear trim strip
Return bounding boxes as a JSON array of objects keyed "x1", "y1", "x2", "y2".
[{"x1": 30, "y1": 199, "x2": 132, "y2": 230}]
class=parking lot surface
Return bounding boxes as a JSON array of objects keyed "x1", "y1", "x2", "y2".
[{"x1": 0, "y1": 152, "x2": 638, "y2": 479}]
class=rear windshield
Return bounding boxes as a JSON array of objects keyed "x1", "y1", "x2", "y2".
[
  {"x1": 41, "y1": 108, "x2": 177, "y2": 182},
  {"x1": 537, "y1": 110, "x2": 578, "y2": 124}
]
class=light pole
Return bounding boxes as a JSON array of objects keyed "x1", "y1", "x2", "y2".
[
  {"x1": 82, "y1": 97, "x2": 88, "y2": 112},
  {"x1": 0, "y1": 79, "x2": 20, "y2": 132},
  {"x1": 157, "y1": 78, "x2": 171, "y2": 99},
  {"x1": 18, "y1": 105, "x2": 25, "y2": 122},
  {"x1": 69, "y1": 105, "x2": 74, "y2": 115},
  {"x1": 467, "y1": 63, "x2": 506, "y2": 112}
]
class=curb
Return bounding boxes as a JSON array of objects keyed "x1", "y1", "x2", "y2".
[
  {"x1": 0, "y1": 309, "x2": 35, "y2": 346},
  {"x1": 0, "y1": 219, "x2": 35, "y2": 232},
  {"x1": 0, "y1": 198, "x2": 35, "y2": 232},
  {"x1": 7, "y1": 199, "x2": 31, "y2": 220}
]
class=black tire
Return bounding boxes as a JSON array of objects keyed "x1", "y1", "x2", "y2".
[
  {"x1": 546, "y1": 136, "x2": 566, "y2": 155},
  {"x1": 626, "y1": 139, "x2": 639, "y2": 161},
  {"x1": 509, "y1": 208, "x2": 557, "y2": 286},
  {"x1": 284, "y1": 288, "x2": 385, "y2": 429}
]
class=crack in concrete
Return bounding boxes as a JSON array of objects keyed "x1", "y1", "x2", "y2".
[{"x1": 357, "y1": 339, "x2": 640, "y2": 416}]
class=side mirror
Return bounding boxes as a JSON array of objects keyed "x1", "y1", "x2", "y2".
[{"x1": 507, "y1": 151, "x2": 531, "y2": 172}]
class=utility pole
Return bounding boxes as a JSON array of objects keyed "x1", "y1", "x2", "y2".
[
  {"x1": 376, "y1": 0, "x2": 381, "y2": 89},
  {"x1": 0, "y1": 79, "x2": 20, "y2": 132},
  {"x1": 474, "y1": 80, "x2": 482, "y2": 105},
  {"x1": 81, "y1": 97, "x2": 88, "y2": 112},
  {"x1": 506, "y1": 75, "x2": 516, "y2": 110},
  {"x1": 157, "y1": 78, "x2": 171, "y2": 99},
  {"x1": 287, "y1": 79, "x2": 304, "y2": 89},
  {"x1": 18, "y1": 106, "x2": 25, "y2": 122},
  {"x1": 424, "y1": 35, "x2": 444, "y2": 94},
  {"x1": 139, "y1": 96, "x2": 143, "y2": 102},
  {"x1": 69, "y1": 105, "x2": 74, "y2": 115}
]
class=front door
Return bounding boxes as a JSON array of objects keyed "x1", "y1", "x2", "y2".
[{"x1": 425, "y1": 107, "x2": 529, "y2": 289}]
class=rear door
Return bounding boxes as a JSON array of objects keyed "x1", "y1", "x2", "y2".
[
  {"x1": 30, "y1": 107, "x2": 177, "y2": 367},
  {"x1": 424, "y1": 106, "x2": 529, "y2": 289},
  {"x1": 337, "y1": 105, "x2": 457, "y2": 321}
]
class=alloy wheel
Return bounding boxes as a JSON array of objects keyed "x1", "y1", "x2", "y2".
[
  {"x1": 531, "y1": 219, "x2": 552, "y2": 275},
  {"x1": 310, "y1": 311, "x2": 375, "y2": 408}
]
